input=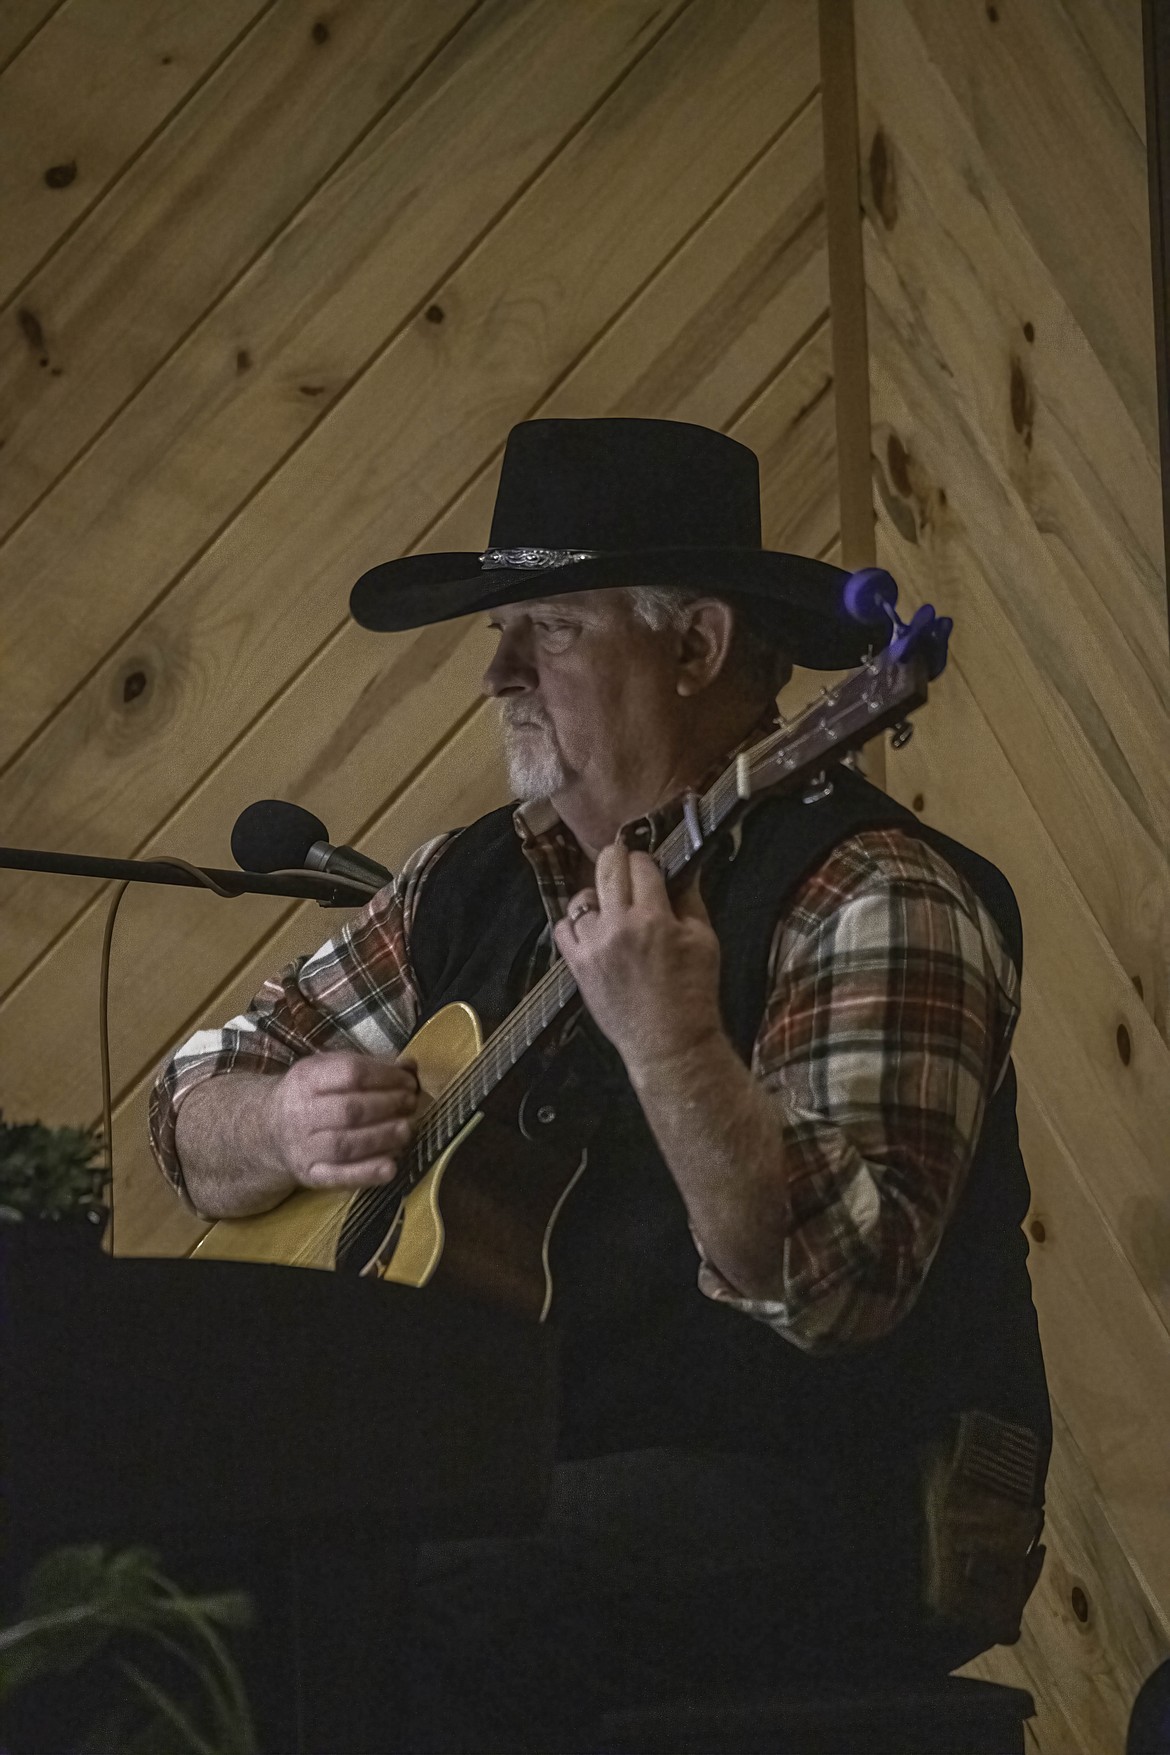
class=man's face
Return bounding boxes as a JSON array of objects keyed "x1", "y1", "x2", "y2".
[{"x1": 481, "y1": 589, "x2": 677, "y2": 805}]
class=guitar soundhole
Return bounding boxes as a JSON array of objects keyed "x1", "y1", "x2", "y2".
[{"x1": 335, "y1": 1189, "x2": 404, "y2": 1275}]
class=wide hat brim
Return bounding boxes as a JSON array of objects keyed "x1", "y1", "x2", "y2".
[{"x1": 349, "y1": 547, "x2": 892, "y2": 671}]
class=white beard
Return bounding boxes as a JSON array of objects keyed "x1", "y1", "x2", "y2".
[{"x1": 499, "y1": 717, "x2": 569, "y2": 802}]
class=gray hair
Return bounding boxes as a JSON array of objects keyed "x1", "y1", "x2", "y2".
[{"x1": 624, "y1": 585, "x2": 794, "y2": 703}]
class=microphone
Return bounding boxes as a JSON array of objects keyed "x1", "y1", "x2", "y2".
[{"x1": 230, "y1": 800, "x2": 392, "y2": 894}]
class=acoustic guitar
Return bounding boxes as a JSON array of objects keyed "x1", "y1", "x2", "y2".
[{"x1": 193, "y1": 574, "x2": 951, "y2": 1320}]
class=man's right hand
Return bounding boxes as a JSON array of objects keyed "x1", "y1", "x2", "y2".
[{"x1": 266, "y1": 1051, "x2": 422, "y2": 1191}]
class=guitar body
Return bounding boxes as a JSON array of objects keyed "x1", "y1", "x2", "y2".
[{"x1": 191, "y1": 1002, "x2": 591, "y2": 1322}]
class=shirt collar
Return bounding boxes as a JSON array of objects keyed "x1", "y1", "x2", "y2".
[{"x1": 511, "y1": 701, "x2": 785, "y2": 861}]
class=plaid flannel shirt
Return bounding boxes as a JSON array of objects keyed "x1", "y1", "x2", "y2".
[{"x1": 150, "y1": 706, "x2": 1021, "y2": 1353}]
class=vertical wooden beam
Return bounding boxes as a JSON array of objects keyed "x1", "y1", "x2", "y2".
[
  {"x1": 1143, "y1": 0, "x2": 1170, "y2": 649},
  {"x1": 819, "y1": 0, "x2": 885, "y2": 791}
]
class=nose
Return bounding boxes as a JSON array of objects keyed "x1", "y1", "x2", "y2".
[{"x1": 482, "y1": 624, "x2": 537, "y2": 698}]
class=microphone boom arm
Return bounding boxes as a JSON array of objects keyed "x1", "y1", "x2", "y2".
[{"x1": 0, "y1": 845, "x2": 376, "y2": 907}]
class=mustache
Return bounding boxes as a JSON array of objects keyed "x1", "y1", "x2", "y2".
[{"x1": 500, "y1": 707, "x2": 551, "y2": 731}]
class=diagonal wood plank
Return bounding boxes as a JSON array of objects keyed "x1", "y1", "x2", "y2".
[
  {"x1": 0, "y1": 0, "x2": 269, "y2": 302},
  {"x1": 739, "y1": 315, "x2": 836, "y2": 562},
  {"x1": 0, "y1": 0, "x2": 819, "y2": 993},
  {"x1": 855, "y1": 0, "x2": 1164, "y2": 661},
  {"x1": 1016, "y1": 1068, "x2": 1170, "y2": 1614},
  {"x1": 0, "y1": 0, "x2": 676, "y2": 730},
  {"x1": 862, "y1": 242, "x2": 1170, "y2": 1041},
  {"x1": 0, "y1": 0, "x2": 495, "y2": 546},
  {"x1": 0, "y1": 0, "x2": 67, "y2": 74},
  {"x1": 1057, "y1": 0, "x2": 1148, "y2": 140},
  {"x1": 0, "y1": 122, "x2": 833, "y2": 1141},
  {"x1": 896, "y1": 0, "x2": 1156, "y2": 456}
]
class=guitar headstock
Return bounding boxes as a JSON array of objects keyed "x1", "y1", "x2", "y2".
[{"x1": 734, "y1": 574, "x2": 953, "y2": 805}]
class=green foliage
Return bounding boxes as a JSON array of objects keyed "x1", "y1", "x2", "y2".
[
  {"x1": 0, "y1": 1544, "x2": 257, "y2": 1755},
  {"x1": 0, "y1": 1109, "x2": 110, "y2": 1223}
]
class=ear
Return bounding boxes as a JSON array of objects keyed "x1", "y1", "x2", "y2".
[{"x1": 675, "y1": 598, "x2": 736, "y2": 696}]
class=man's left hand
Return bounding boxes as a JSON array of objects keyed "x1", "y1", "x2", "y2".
[{"x1": 553, "y1": 840, "x2": 725, "y2": 1076}]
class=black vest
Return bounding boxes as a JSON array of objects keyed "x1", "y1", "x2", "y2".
[{"x1": 409, "y1": 763, "x2": 1051, "y2": 1490}]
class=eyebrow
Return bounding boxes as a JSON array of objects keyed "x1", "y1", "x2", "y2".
[{"x1": 486, "y1": 600, "x2": 589, "y2": 623}]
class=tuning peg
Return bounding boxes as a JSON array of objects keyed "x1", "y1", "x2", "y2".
[{"x1": 844, "y1": 568, "x2": 903, "y2": 630}]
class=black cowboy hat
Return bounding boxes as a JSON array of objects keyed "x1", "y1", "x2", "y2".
[{"x1": 350, "y1": 417, "x2": 892, "y2": 670}]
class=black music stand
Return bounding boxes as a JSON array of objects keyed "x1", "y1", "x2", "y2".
[{"x1": 0, "y1": 1232, "x2": 558, "y2": 1752}]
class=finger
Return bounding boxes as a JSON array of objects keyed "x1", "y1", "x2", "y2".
[
  {"x1": 301, "y1": 1156, "x2": 404, "y2": 1190},
  {"x1": 595, "y1": 840, "x2": 633, "y2": 907},
  {"x1": 627, "y1": 848, "x2": 670, "y2": 908},
  {"x1": 309, "y1": 1052, "x2": 420, "y2": 1095},
  {"x1": 554, "y1": 912, "x2": 587, "y2": 953},
  {"x1": 315, "y1": 1089, "x2": 420, "y2": 1132},
  {"x1": 311, "y1": 1118, "x2": 416, "y2": 1165},
  {"x1": 564, "y1": 885, "x2": 599, "y2": 925}
]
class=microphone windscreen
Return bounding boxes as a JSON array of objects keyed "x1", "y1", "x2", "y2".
[{"x1": 231, "y1": 799, "x2": 330, "y2": 874}]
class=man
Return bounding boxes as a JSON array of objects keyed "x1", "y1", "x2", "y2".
[{"x1": 150, "y1": 419, "x2": 1050, "y2": 1752}]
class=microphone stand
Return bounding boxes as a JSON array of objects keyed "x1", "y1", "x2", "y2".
[
  {"x1": 0, "y1": 844, "x2": 382, "y2": 1255},
  {"x1": 0, "y1": 845, "x2": 377, "y2": 907}
]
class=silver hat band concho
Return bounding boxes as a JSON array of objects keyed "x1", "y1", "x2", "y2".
[{"x1": 480, "y1": 547, "x2": 599, "y2": 569}]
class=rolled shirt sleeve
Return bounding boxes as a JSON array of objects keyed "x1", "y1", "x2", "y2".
[
  {"x1": 695, "y1": 828, "x2": 1022, "y2": 1353},
  {"x1": 147, "y1": 832, "x2": 454, "y2": 1207}
]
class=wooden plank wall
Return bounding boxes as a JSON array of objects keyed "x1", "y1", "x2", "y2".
[
  {"x1": 847, "y1": 0, "x2": 1170, "y2": 1746},
  {"x1": 0, "y1": 0, "x2": 842, "y2": 1248}
]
